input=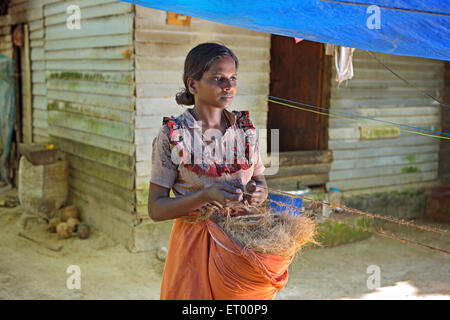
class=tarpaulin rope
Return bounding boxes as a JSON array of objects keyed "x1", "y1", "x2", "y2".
[
  {"x1": 118, "y1": 0, "x2": 450, "y2": 60},
  {"x1": 240, "y1": 48, "x2": 450, "y2": 140},
  {"x1": 365, "y1": 50, "x2": 450, "y2": 111},
  {"x1": 320, "y1": 0, "x2": 450, "y2": 17},
  {"x1": 234, "y1": 89, "x2": 450, "y2": 141},
  {"x1": 267, "y1": 95, "x2": 450, "y2": 139}
]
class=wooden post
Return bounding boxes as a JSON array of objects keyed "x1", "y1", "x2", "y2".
[
  {"x1": 21, "y1": 23, "x2": 32, "y2": 144},
  {"x1": 439, "y1": 61, "x2": 450, "y2": 184}
]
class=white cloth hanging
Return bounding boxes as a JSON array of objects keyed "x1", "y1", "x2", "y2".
[{"x1": 334, "y1": 46, "x2": 355, "y2": 86}]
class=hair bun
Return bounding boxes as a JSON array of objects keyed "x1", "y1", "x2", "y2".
[{"x1": 175, "y1": 89, "x2": 195, "y2": 106}]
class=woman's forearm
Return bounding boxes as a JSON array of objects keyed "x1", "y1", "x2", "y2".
[{"x1": 149, "y1": 189, "x2": 210, "y2": 222}]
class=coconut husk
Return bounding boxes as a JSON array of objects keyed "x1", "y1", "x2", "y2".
[{"x1": 195, "y1": 203, "x2": 318, "y2": 257}]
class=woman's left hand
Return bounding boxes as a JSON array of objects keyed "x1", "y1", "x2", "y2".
[{"x1": 245, "y1": 180, "x2": 268, "y2": 206}]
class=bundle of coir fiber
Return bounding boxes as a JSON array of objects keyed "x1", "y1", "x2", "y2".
[{"x1": 196, "y1": 203, "x2": 318, "y2": 257}]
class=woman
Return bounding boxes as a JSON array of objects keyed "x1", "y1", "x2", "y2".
[{"x1": 148, "y1": 43, "x2": 269, "y2": 299}]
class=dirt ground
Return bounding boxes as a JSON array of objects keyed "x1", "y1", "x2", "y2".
[{"x1": 0, "y1": 187, "x2": 449, "y2": 300}]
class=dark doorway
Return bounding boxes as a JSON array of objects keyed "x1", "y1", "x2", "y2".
[
  {"x1": 268, "y1": 36, "x2": 328, "y2": 153},
  {"x1": 266, "y1": 36, "x2": 331, "y2": 191}
]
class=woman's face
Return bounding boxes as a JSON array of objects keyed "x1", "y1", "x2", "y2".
[{"x1": 189, "y1": 55, "x2": 237, "y2": 109}]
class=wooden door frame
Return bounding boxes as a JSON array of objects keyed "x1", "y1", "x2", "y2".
[
  {"x1": 21, "y1": 23, "x2": 32, "y2": 144},
  {"x1": 267, "y1": 36, "x2": 330, "y2": 153},
  {"x1": 266, "y1": 37, "x2": 332, "y2": 190}
]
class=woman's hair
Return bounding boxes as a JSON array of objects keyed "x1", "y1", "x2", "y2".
[{"x1": 175, "y1": 42, "x2": 239, "y2": 106}]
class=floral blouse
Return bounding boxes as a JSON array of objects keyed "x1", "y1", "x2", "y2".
[{"x1": 150, "y1": 108, "x2": 265, "y2": 197}]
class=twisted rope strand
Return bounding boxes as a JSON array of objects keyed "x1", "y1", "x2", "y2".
[{"x1": 261, "y1": 186, "x2": 449, "y2": 236}]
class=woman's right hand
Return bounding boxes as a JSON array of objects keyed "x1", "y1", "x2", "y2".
[{"x1": 202, "y1": 182, "x2": 243, "y2": 208}]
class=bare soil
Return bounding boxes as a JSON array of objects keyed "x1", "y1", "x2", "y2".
[{"x1": 0, "y1": 187, "x2": 448, "y2": 300}]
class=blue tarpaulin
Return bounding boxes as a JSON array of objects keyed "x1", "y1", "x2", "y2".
[{"x1": 120, "y1": 0, "x2": 450, "y2": 61}]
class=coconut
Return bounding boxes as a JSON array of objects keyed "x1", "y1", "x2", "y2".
[
  {"x1": 56, "y1": 222, "x2": 72, "y2": 239},
  {"x1": 46, "y1": 217, "x2": 61, "y2": 233},
  {"x1": 66, "y1": 217, "x2": 81, "y2": 232},
  {"x1": 156, "y1": 246, "x2": 168, "y2": 261},
  {"x1": 59, "y1": 205, "x2": 80, "y2": 222}
]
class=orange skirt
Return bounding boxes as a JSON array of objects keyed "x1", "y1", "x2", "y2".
[{"x1": 160, "y1": 214, "x2": 293, "y2": 300}]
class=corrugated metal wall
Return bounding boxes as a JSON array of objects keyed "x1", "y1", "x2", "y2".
[
  {"x1": 327, "y1": 50, "x2": 445, "y2": 196},
  {"x1": 28, "y1": 0, "x2": 45, "y2": 144},
  {"x1": 0, "y1": 24, "x2": 12, "y2": 58},
  {"x1": 134, "y1": 7, "x2": 271, "y2": 225},
  {"x1": 0, "y1": 0, "x2": 141, "y2": 250}
]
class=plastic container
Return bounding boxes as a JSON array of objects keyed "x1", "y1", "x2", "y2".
[
  {"x1": 322, "y1": 194, "x2": 332, "y2": 217},
  {"x1": 267, "y1": 188, "x2": 310, "y2": 215},
  {"x1": 329, "y1": 187, "x2": 342, "y2": 212}
]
